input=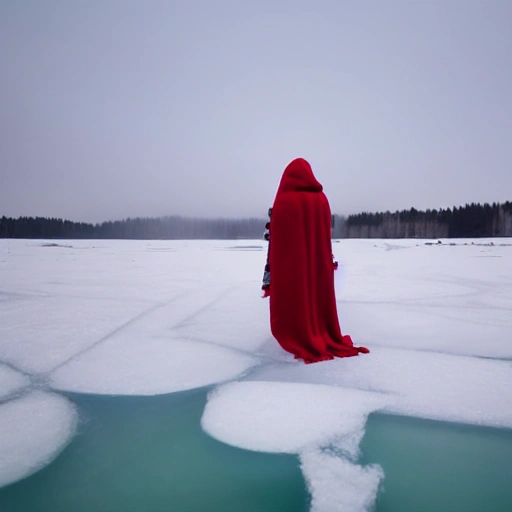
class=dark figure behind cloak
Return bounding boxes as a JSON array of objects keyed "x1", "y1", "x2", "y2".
[{"x1": 268, "y1": 158, "x2": 369, "y2": 363}]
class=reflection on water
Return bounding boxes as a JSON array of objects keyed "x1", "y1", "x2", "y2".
[
  {"x1": 0, "y1": 388, "x2": 308, "y2": 512},
  {"x1": 361, "y1": 413, "x2": 512, "y2": 512}
]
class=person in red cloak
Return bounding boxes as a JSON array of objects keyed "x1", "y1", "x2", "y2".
[{"x1": 263, "y1": 157, "x2": 369, "y2": 363}]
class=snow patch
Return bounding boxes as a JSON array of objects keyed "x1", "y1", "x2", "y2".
[
  {"x1": 0, "y1": 364, "x2": 29, "y2": 400},
  {"x1": 50, "y1": 337, "x2": 257, "y2": 395},
  {"x1": 250, "y1": 347, "x2": 512, "y2": 428},
  {"x1": 0, "y1": 391, "x2": 77, "y2": 487},
  {"x1": 201, "y1": 381, "x2": 389, "y2": 454},
  {"x1": 301, "y1": 450, "x2": 383, "y2": 512}
]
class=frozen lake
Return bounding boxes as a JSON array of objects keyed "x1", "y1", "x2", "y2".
[{"x1": 1, "y1": 238, "x2": 511, "y2": 511}]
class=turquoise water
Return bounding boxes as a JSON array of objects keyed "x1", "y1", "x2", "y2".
[
  {"x1": 1, "y1": 389, "x2": 512, "y2": 512},
  {"x1": 361, "y1": 413, "x2": 512, "y2": 512},
  {"x1": 0, "y1": 389, "x2": 308, "y2": 512}
]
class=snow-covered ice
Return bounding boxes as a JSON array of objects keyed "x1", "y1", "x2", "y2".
[
  {"x1": 0, "y1": 391, "x2": 77, "y2": 488},
  {"x1": 0, "y1": 364, "x2": 29, "y2": 400},
  {"x1": 202, "y1": 381, "x2": 390, "y2": 454},
  {"x1": 0, "y1": 295, "x2": 154, "y2": 373},
  {"x1": 248, "y1": 347, "x2": 512, "y2": 428},
  {"x1": 201, "y1": 380, "x2": 390, "y2": 512},
  {"x1": 50, "y1": 337, "x2": 256, "y2": 395},
  {"x1": 0, "y1": 237, "x2": 511, "y2": 511},
  {"x1": 300, "y1": 451, "x2": 384, "y2": 512},
  {"x1": 49, "y1": 285, "x2": 259, "y2": 395}
]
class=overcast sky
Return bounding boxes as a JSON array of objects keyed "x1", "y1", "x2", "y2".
[{"x1": 1, "y1": 0, "x2": 511, "y2": 223}]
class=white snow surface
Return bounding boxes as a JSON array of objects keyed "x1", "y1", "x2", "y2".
[
  {"x1": 0, "y1": 364, "x2": 29, "y2": 400},
  {"x1": 1, "y1": 237, "x2": 511, "y2": 509},
  {"x1": 0, "y1": 391, "x2": 77, "y2": 488},
  {"x1": 202, "y1": 381, "x2": 390, "y2": 454},
  {"x1": 248, "y1": 346, "x2": 512, "y2": 428},
  {"x1": 50, "y1": 337, "x2": 256, "y2": 395},
  {"x1": 300, "y1": 451, "x2": 384, "y2": 512}
]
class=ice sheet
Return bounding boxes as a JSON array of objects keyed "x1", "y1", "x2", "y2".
[
  {"x1": 0, "y1": 391, "x2": 77, "y2": 488},
  {"x1": 339, "y1": 302, "x2": 512, "y2": 358},
  {"x1": 249, "y1": 347, "x2": 512, "y2": 428},
  {"x1": 336, "y1": 239, "x2": 512, "y2": 358},
  {"x1": 0, "y1": 296, "x2": 156, "y2": 373},
  {"x1": 0, "y1": 239, "x2": 265, "y2": 378},
  {"x1": 1, "y1": 237, "x2": 512, "y2": 506},
  {"x1": 173, "y1": 285, "x2": 270, "y2": 352},
  {"x1": 50, "y1": 337, "x2": 257, "y2": 395},
  {"x1": 48, "y1": 283, "x2": 261, "y2": 395},
  {"x1": 202, "y1": 381, "x2": 389, "y2": 454},
  {"x1": 0, "y1": 364, "x2": 29, "y2": 400}
]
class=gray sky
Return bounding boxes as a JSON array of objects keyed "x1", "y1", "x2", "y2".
[{"x1": 1, "y1": 0, "x2": 511, "y2": 223}]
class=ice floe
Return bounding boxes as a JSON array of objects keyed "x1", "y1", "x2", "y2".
[
  {"x1": 50, "y1": 337, "x2": 257, "y2": 395},
  {"x1": 202, "y1": 381, "x2": 390, "y2": 454},
  {"x1": 0, "y1": 391, "x2": 77, "y2": 488},
  {"x1": 249, "y1": 347, "x2": 512, "y2": 428}
]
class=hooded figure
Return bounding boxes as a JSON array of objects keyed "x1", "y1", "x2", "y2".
[{"x1": 266, "y1": 158, "x2": 369, "y2": 363}]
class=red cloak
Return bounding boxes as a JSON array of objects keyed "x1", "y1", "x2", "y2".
[{"x1": 268, "y1": 158, "x2": 369, "y2": 363}]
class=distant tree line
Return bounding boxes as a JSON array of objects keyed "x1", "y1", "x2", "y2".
[
  {"x1": 2, "y1": 201, "x2": 512, "y2": 240},
  {"x1": 0, "y1": 215, "x2": 266, "y2": 240},
  {"x1": 332, "y1": 201, "x2": 512, "y2": 239}
]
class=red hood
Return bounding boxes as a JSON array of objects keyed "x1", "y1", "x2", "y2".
[{"x1": 276, "y1": 158, "x2": 323, "y2": 194}]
